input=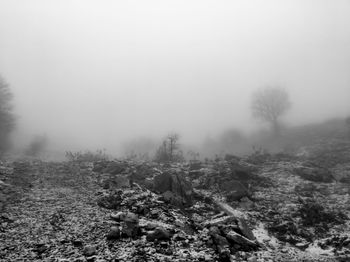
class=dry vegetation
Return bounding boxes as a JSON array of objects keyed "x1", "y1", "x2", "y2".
[{"x1": 1, "y1": 120, "x2": 350, "y2": 262}]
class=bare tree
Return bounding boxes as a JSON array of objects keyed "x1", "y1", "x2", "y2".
[
  {"x1": 0, "y1": 75, "x2": 15, "y2": 153},
  {"x1": 167, "y1": 133, "x2": 179, "y2": 161},
  {"x1": 251, "y1": 86, "x2": 291, "y2": 135},
  {"x1": 154, "y1": 133, "x2": 183, "y2": 162}
]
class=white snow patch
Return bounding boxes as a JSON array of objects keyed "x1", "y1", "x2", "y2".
[
  {"x1": 253, "y1": 223, "x2": 280, "y2": 249},
  {"x1": 305, "y1": 242, "x2": 334, "y2": 256}
]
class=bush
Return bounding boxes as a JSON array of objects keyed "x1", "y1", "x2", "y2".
[
  {"x1": 154, "y1": 133, "x2": 184, "y2": 163},
  {"x1": 297, "y1": 197, "x2": 347, "y2": 228},
  {"x1": 65, "y1": 149, "x2": 108, "y2": 162},
  {"x1": 25, "y1": 135, "x2": 48, "y2": 157}
]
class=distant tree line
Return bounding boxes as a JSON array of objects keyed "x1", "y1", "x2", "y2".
[{"x1": 0, "y1": 75, "x2": 15, "y2": 154}]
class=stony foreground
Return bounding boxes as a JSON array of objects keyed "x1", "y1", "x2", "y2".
[{"x1": 0, "y1": 140, "x2": 350, "y2": 261}]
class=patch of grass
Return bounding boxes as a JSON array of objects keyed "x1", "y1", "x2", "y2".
[{"x1": 297, "y1": 197, "x2": 347, "y2": 228}]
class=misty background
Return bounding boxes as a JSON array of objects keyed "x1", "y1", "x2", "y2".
[{"x1": 0, "y1": 0, "x2": 349, "y2": 158}]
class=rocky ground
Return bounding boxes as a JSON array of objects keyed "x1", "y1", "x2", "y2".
[{"x1": 0, "y1": 139, "x2": 350, "y2": 261}]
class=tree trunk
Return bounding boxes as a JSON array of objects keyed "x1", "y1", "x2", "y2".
[{"x1": 272, "y1": 119, "x2": 280, "y2": 137}]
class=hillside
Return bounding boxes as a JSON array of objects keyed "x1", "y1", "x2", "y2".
[{"x1": 0, "y1": 137, "x2": 350, "y2": 262}]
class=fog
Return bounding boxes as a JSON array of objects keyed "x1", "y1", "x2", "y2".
[{"x1": 0, "y1": 0, "x2": 349, "y2": 157}]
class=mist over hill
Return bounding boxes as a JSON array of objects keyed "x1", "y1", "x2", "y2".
[{"x1": 0, "y1": 0, "x2": 349, "y2": 158}]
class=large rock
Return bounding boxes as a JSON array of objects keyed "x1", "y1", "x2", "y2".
[
  {"x1": 228, "y1": 160, "x2": 254, "y2": 181},
  {"x1": 190, "y1": 160, "x2": 256, "y2": 196},
  {"x1": 106, "y1": 226, "x2": 120, "y2": 240},
  {"x1": 83, "y1": 245, "x2": 96, "y2": 257},
  {"x1": 97, "y1": 191, "x2": 123, "y2": 209},
  {"x1": 189, "y1": 160, "x2": 202, "y2": 171},
  {"x1": 92, "y1": 161, "x2": 108, "y2": 173},
  {"x1": 220, "y1": 180, "x2": 249, "y2": 201},
  {"x1": 209, "y1": 227, "x2": 231, "y2": 261},
  {"x1": 109, "y1": 211, "x2": 141, "y2": 238},
  {"x1": 153, "y1": 172, "x2": 172, "y2": 193},
  {"x1": 110, "y1": 211, "x2": 139, "y2": 238},
  {"x1": 225, "y1": 230, "x2": 257, "y2": 247},
  {"x1": 153, "y1": 170, "x2": 193, "y2": 207},
  {"x1": 237, "y1": 218, "x2": 256, "y2": 241},
  {"x1": 101, "y1": 174, "x2": 130, "y2": 189},
  {"x1": 146, "y1": 226, "x2": 171, "y2": 241},
  {"x1": 129, "y1": 163, "x2": 153, "y2": 181}
]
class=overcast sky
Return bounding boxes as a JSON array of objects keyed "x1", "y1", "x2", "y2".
[{"x1": 0, "y1": 0, "x2": 349, "y2": 153}]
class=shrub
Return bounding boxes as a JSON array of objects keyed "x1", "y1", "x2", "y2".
[
  {"x1": 297, "y1": 197, "x2": 347, "y2": 228},
  {"x1": 25, "y1": 135, "x2": 48, "y2": 157},
  {"x1": 154, "y1": 133, "x2": 184, "y2": 163},
  {"x1": 65, "y1": 149, "x2": 108, "y2": 162}
]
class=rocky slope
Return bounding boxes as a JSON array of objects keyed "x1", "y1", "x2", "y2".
[{"x1": 0, "y1": 139, "x2": 349, "y2": 261}]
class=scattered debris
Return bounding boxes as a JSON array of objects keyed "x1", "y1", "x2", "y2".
[{"x1": 0, "y1": 138, "x2": 349, "y2": 261}]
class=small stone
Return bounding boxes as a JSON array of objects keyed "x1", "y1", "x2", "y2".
[
  {"x1": 146, "y1": 227, "x2": 171, "y2": 241},
  {"x1": 83, "y1": 245, "x2": 96, "y2": 256},
  {"x1": 225, "y1": 230, "x2": 257, "y2": 247},
  {"x1": 106, "y1": 226, "x2": 120, "y2": 240},
  {"x1": 208, "y1": 226, "x2": 221, "y2": 236},
  {"x1": 205, "y1": 216, "x2": 237, "y2": 228},
  {"x1": 281, "y1": 248, "x2": 289, "y2": 253},
  {"x1": 72, "y1": 239, "x2": 83, "y2": 247},
  {"x1": 160, "y1": 241, "x2": 168, "y2": 248},
  {"x1": 124, "y1": 212, "x2": 139, "y2": 224},
  {"x1": 34, "y1": 242, "x2": 47, "y2": 254},
  {"x1": 295, "y1": 242, "x2": 310, "y2": 249},
  {"x1": 86, "y1": 255, "x2": 97, "y2": 262},
  {"x1": 145, "y1": 222, "x2": 157, "y2": 230},
  {"x1": 74, "y1": 256, "x2": 86, "y2": 262},
  {"x1": 110, "y1": 211, "x2": 125, "y2": 221},
  {"x1": 121, "y1": 215, "x2": 139, "y2": 238},
  {"x1": 247, "y1": 256, "x2": 257, "y2": 262},
  {"x1": 149, "y1": 209, "x2": 159, "y2": 218},
  {"x1": 173, "y1": 232, "x2": 187, "y2": 241}
]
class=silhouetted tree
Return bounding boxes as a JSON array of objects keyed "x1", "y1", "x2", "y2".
[
  {"x1": 251, "y1": 86, "x2": 291, "y2": 136},
  {"x1": 154, "y1": 133, "x2": 183, "y2": 162},
  {"x1": 167, "y1": 133, "x2": 179, "y2": 160},
  {"x1": 0, "y1": 75, "x2": 15, "y2": 153}
]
